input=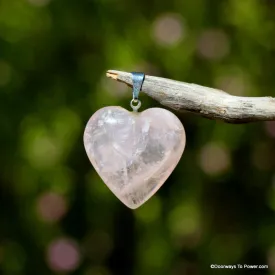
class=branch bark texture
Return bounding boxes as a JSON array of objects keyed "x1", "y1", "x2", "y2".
[{"x1": 107, "y1": 70, "x2": 275, "y2": 123}]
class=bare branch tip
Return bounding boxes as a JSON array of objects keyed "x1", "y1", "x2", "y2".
[{"x1": 106, "y1": 70, "x2": 118, "y2": 80}]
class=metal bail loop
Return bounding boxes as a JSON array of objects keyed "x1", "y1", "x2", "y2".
[{"x1": 131, "y1": 72, "x2": 145, "y2": 100}]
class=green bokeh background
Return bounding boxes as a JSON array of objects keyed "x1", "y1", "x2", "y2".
[{"x1": 1, "y1": 0, "x2": 275, "y2": 274}]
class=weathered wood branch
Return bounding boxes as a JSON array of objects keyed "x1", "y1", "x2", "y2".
[{"x1": 106, "y1": 69, "x2": 275, "y2": 123}]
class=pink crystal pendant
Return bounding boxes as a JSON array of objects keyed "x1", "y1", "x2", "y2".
[{"x1": 83, "y1": 73, "x2": 186, "y2": 209}]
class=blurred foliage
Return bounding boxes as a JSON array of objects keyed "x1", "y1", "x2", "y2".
[{"x1": 0, "y1": 0, "x2": 275, "y2": 274}]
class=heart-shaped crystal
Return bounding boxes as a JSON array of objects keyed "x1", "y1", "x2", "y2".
[{"x1": 84, "y1": 106, "x2": 186, "y2": 209}]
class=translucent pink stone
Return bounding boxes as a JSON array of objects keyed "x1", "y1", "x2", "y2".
[{"x1": 84, "y1": 107, "x2": 186, "y2": 209}]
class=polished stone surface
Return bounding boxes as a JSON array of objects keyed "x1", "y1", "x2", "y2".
[{"x1": 84, "y1": 107, "x2": 186, "y2": 209}]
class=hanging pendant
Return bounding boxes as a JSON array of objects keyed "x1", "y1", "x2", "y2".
[{"x1": 84, "y1": 72, "x2": 186, "y2": 209}]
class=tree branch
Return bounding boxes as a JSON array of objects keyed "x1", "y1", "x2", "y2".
[{"x1": 106, "y1": 69, "x2": 275, "y2": 124}]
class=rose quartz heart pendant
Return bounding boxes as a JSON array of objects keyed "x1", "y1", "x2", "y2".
[{"x1": 84, "y1": 106, "x2": 186, "y2": 209}]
